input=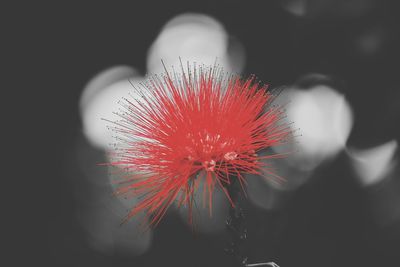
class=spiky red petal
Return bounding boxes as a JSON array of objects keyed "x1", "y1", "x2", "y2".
[{"x1": 107, "y1": 64, "x2": 289, "y2": 226}]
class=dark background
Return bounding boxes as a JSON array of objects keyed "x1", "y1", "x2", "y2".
[{"x1": 8, "y1": 1, "x2": 400, "y2": 266}]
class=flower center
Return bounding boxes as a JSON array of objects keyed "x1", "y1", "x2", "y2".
[{"x1": 202, "y1": 159, "x2": 216, "y2": 171}]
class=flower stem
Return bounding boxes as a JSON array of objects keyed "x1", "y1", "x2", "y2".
[
  {"x1": 224, "y1": 178, "x2": 280, "y2": 267},
  {"x1": 224, "y1": 177, "x2": 248, "y2": 266}
]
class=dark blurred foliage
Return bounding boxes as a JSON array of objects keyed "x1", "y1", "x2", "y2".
[{"x1": 7, "y1": 1, "x2": 400, "y2": 266}]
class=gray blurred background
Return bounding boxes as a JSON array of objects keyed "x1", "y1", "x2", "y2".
[{"x1": 8, "y1": 1, "x2": 400, "y2": 266}]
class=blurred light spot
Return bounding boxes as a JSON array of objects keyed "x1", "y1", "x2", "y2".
[
  {"x1": 246, "y1": 173, "x2": 291, "y2": 210},
  {"x1": 280, "y1": 0, "x2": 375, "y2": 19},
  {"x1": 81, "y1": 77, "x2": 143, "y2": 150},
  {"x1": 146, "y1": 13, "x2": 240, "y2": 74},
  {"x1": 347, "y1": 140, "x2": 398, "y2": 186},
  {"x1": 246, "y1": 149, "x2": 313, "y2": 209},
  {"x1": 80, "y1": 65, "x2": 138, "y2": 112},
  {"x1": 355, "y1": 26, "x2": 386, "y2": 56},
  {"x1": 78, "y1": 197, "x2": 152, "y2": 256},
  {"x1": 273, "y1": 84, "x2": 353, "y2": 171},
  {"x1": 282, "y1": 0, "x2": 307, "y2": 17},
  {"x1": 226, "y1": 36, "x2": 246, "y2": 74},
  {"x1": 72, "y1": 141, "x2": 152, "y2": 256}
]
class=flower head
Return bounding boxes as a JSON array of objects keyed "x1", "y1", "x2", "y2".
[{"x1": 107, "y1": 63, "x2": 289, "y2": 226}]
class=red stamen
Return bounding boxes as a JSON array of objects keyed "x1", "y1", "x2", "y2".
[{"x1": 106, "y1": 63, "x2": 289, "y2": 226}]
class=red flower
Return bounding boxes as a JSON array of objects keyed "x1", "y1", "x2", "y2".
[{"x1": 107, "y1": 63, "x2": 289, "y2": 226}]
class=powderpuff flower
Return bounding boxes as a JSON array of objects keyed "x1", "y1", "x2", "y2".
[{"x1": 106, "y1": 62, "x2": 289, "y2": 226}]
